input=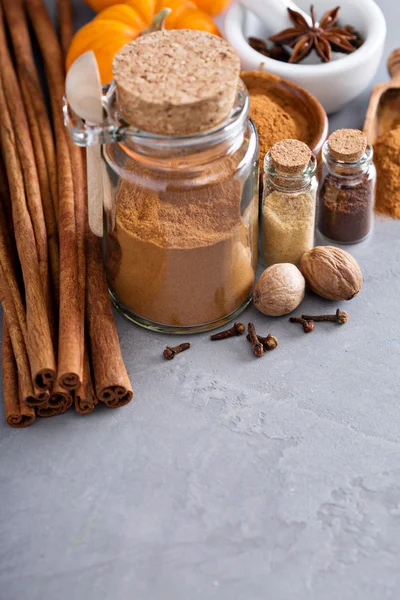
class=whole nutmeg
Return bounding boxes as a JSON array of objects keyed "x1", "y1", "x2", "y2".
[
  {"x1": 253, "y1": 263, "x2": 305, "y2": 317},
  {"x1": 300, "y1": 246, "x2": 362, "y2": 301}
]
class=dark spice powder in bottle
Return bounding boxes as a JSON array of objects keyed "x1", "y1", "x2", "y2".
[{"x1": 319, "y1": 129, "x2": 376, "y2": 244}]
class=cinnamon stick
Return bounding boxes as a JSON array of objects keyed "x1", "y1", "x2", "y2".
[
  {"x1": 36, "y1": 395, "x2": 73, "y2": 418},
  {"x1": 3, "y1": 0, "x2": 60, "y2": 308},
  {"x1": 3, "y1": 0, "x2": 58, "y2": 218},
  {"x1": 0, "y1": 178, "x2": 27, "y2": 346},
  {"x1": 48, "y1": 383, "x2": 72, "y2": 409},
  {"x1": 0, "y1": 75, "x2": 56, "y2": 391},
  {"x1": 58, "y1": 0, "x2": 87, "y2": 367},
  {"x1": 57, "y1": 0, "x2": 74, "y2": 58},
  {"x1": 2, "y1": 320, "x2": 35, "y2": 428},
  {"x1": 26, "y1": 0, "x2": 83, "y2": 391},
  {"x1": 68, "y1": 143, "x2": 86, "y2": 384},
  {"x1": 0, "y1": 264, "x2": 38, "y2": 407},
  {"x1": 34, "y1": 388, "x2": 51, "y2": 404},
  {"x1": 0, "y1": 4, "x2": 51, "y2": 324},
  {"x1": 86, "y1": 232, "x2": 133, "y2": 409},
  {"x1": 0, "y1": 156, "x2": 13, "y2": 229},
  {"x1": 1, "y1": 159, "x2": 49, "y2": 408},
  {"x1": 74, "y1": 347, "x2": 97, "y2": 415}
]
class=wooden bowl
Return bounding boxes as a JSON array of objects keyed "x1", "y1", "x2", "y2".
[{"x1": 241, "y1": 71, "x2": 328, "y2": 163}]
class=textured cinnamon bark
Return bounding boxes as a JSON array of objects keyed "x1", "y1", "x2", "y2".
[
  {"x1": 33, "y1": 388, "x2": 51, "y2": 404},
  {"x1": 36, "y1": 395, "x2": 73, "y2": 418},
  {"x1": 74, "y1": 347, "x2": 97, "y2": 415},
  {"x1": 0, "y1": 4, "x2": 51, "y2": 324},
  {"x1": 86, "y1": 232, "x2": 133, "y2": 409},
  {"x1": 0, "y1": 174, "x2": 27, "y2": 346},
  {"x1": 2, "y1": 320, "x2": 36, "y2": 428},
  {"x1": 3, "y1": 0, "x2": 60, "y2": 310},
  {"x1": 57, "y1": 0, "x2": 74, "y2": 58},
  {"x1": 26, "y1": 0, "x2": 83, "y2": 391},
  {"x1": 3, "y1": 0, "x2": 58, "y2": 220},
  {"x1": 68, "y1": 143, "x2": 86, "y2": 385},
  {"x1": 0, "y1": 156, "x2": 13, "y2": 228},
  {"x1": 0, "y1": 265, "x2": 38, "y2": 407},
  {"x1": 47, "y1": 382, "x2": 72, "y2": 409},
  {"x1": 0, "y1": 74, "x2": 56, "y2": 390}
]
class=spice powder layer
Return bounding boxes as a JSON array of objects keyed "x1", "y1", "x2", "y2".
[{"x1": 106, "y1": 174, "x2": 255, "y2": 327}]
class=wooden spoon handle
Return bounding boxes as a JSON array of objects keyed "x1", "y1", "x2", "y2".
[
  {"x1": 86, "y1": 145, "x2": 104, "y2": 237},
  {"x1": 388, "y1": 48, "x2": 400, "y2": 82},
  {"x1": 102, "y1": 159, "x2": 115, "y2": 233}
]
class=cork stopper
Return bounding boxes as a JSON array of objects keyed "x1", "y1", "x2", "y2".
[
  {"x1": 270, "y1": 139, "x2": 312, "y2": 174},
  {"x1": 112, "y1": 30, "x2": 240, "y2": 137},
  {"x1": 327, "y1": 129, "x2": 367, "y2": 162}
]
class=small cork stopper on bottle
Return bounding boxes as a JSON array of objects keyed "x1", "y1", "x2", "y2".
[
  {"x1": 112, "y1": 30, "x2": 240, "y2": 137},
  {"x1": 270, "y1": 139, "x2": 312, "y2": 174},
  {"x1": 328, "y1": 129, "x2": 367, "y2": 162}
]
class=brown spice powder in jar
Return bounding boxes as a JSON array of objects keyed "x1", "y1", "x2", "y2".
[
  {"x1": 318, "y1": 174, "x2": 374, "y2": 243},
  {"x1": 107, "y1": 172, "x2": 255, "y2": 327},
  {"x1": 319, "y1": 130, "x2": 375, "y2": 243},
  {"x1": 108, "y1": 31, "x2": 257, "y2": 328}
]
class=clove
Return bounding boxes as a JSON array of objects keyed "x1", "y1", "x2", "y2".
[
  {"x1": 163, "y1": 343, "x2": 191, "y2": 360},
  {"x1": 301, "y1": 309, "x2": 349, "y2": 324},
  {"x1": 210, "y1": 322, "x2": 245, "y2": 341},
  {"x1": 289, "y1": 317, "x2": 315, "y2": 333},
  {"x1": 247, "y1": 323, "x2": 264, "y2": 357},
  {"x1": 246, "y1": 333, "x2": 278, "y2": 351}
]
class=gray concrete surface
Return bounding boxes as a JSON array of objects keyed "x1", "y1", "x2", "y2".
[{"x1": 1, "y1": 1, "x2": 400, "y2": 599}]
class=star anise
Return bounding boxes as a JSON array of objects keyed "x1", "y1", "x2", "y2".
[{"x1": 269, "y1": 5, "x2": 357, "y2": 64}]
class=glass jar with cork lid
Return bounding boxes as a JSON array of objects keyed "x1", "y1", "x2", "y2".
[
  {"x1": 65, "y1": 30, "x2": 259, "y2": 334},
  {"x1": 319, "y1": 129, "x2": 375, "y2": 244},
  {"x1": 261, "y1": 139, "x2": 317, "y2": 267}
]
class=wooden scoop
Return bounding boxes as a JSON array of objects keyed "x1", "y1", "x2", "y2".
[
  {"x1": 66, "y1": 51, "x2": 114, "y2": 236},
  {"x1": 364, "y1": 49, "x2": 400, "y2": 145}
]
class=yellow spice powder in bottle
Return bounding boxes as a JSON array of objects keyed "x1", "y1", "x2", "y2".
[{"x1": 262, "y1": 139, "x2": 317, "y2": 267}]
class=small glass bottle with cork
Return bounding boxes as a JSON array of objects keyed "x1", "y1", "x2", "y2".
[
  {"x1": 261, "y1": 139, "x2": 317, "y2": 267},
  {"x1": 318, "y1": 129, "x2": 375, "y2": 244}
]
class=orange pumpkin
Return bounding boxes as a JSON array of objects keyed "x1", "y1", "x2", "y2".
[
  {"x1": 85, "y1": 0, "x2": 156, "y2": 24},
  {"x1": 192, "y1": 0, "x2": 230, "y2": 17},
  {"x1": 165, "y1": 2, "x2": 219, "y2": 35},
  {"x1": 68, "y1": 0, "x2": 221, "y2": 84},
  {"x1": 85, "y1": 0, "x2": 229, "y2": 17}
]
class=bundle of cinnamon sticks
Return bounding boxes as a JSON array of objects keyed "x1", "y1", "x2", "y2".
[{"x1": 0, "y1": 0, "x2": 133, "y2": 427}]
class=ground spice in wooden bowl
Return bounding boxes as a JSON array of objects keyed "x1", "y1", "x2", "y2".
[{"x1": 241, "y1": 71, "x2": 328, "y2": 164}]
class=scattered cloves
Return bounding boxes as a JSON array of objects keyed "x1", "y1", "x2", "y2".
[
  {"x1": 247, "y1": 323, "x2": 264, "y2": 357},
  {"x1": 263, "y1": 334, "x2": 279, "y2": 350},
  {"x1": 301, "y1": 309, "x2": 349, "y2": 324},
  {"x1": 289, "y1": 317, "x2": 315, "y2": 333},
  {"x1": 210, "y1": 322, "x2": 245, "y2": 341},
  {"x1": 163, "y1": 343, "x2": 191, "y2": 360},
  {"x1": 246, "y1": 333, "x2": 278, "y2": 351}
]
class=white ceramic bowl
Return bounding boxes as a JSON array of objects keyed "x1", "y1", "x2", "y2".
[{"x1": 224, "y1": 0, "x2": 386, "y2": 113}]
